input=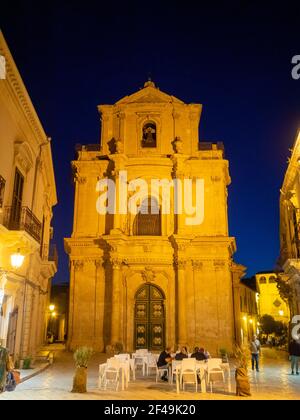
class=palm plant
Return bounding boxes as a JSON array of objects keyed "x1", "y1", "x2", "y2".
[{"x1": 71, "y1": 347, "x2": 94, "y2": 393}]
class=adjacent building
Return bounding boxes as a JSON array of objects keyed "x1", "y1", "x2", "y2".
[
  {"x1": 255, "y1": 272, "x2": 290, "y2": 324},
  {"x1": 0, "y1": 32, "x2": 57, "y2": 361},
  {"x1": 278, "y1": 130, "x2": 300, "y2": 320},
  {"x1": 65, "y1": 80, "x2": 246, "y2": 354}
]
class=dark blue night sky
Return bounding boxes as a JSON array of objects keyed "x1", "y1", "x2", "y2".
[{"x1": 1, "y1": 1, "x2": 300, "y2": 283}]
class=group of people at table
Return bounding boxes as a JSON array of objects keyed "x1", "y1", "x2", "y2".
[{"x1": 157, "y1": 346, "x2": 211, "y2": 382}]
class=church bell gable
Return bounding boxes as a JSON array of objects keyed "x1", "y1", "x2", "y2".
[{"x1": 98, "y1": 80, "x2": 202, "y2": 156}]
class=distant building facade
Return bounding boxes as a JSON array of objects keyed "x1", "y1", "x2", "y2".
[
  {"x1": 232, "y1": 274, "x2": 258, "y2": 345},
  {"x1": 65, "y1": 81, "x2": 245, "y2": 354},
  {"x1": 0, "y1": 32, "x2": 57, "y2": 360},
  {"x1": 255, "y1": 272, "x2": 290, "y2": 324},
  {"x1": 278, "y1": 131, "x2": 300, "y2": 320},
  {"x1": 49, "y1": 283, "x2": 69, "y2": 342}
]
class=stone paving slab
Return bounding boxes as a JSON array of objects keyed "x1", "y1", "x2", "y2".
[{"x1": 0, "y1": 349, "x2": 299, "y2": 400}]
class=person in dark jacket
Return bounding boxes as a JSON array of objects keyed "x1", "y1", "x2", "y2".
[
  {"x1": 191, "y1": 347, "x2": 207, "y2": 361},
  {"x1": 157, "y1": 347, "x2": 173, "y2": 381},
  {"x1": 175, "y1": 346, "x2": 188, "y2": 361},
  {"x1": 289, "y1": 339, "x2": 300, "y2": 375}
]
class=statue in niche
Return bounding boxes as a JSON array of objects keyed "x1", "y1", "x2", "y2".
[{"x1": 142, "y1": 122, "x2": 157, "y2": 148}]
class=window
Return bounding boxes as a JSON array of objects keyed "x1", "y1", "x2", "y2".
[
  {"x1": 133, "y1": 197, "x2": 161, "y2": 235},
  {"x1": 259, "y1": 276, "x2": 267, "y2": 284},
  {"x1": 11, "y1": 168, "x2": 24, "y2": 227},
  {"x1": 269, "y1": 276, "x2": 276, "y2": 284},
  {"x1": 0, "y1": 175, "x2": 5, "y2": 208},
  {"x1": 142, "y1": 122, "x2": 157, "y2": 148}
]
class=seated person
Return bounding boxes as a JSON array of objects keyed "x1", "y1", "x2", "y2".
[
  {"x1": 175, "y1": 346, "x2": 188, "y2": 360},
  {"x1": 204, "y1": 349, "x2": 211, "y2": 359},
  {"x1": 157, "y1": 346, "x2": 173, "y2": 381},
  {"x1": 191, "y1": 346, "x2": 207, "y2": 361}
]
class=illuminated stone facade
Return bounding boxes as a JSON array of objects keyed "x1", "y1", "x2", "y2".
[
  {"x1": 279, "y1": 131, "x2": 300, "y2": 319},
  {"x1": 65, "y1": 81, "x2": 245, "y2": 354},
  {"x1": 0, "y1": 32, "x2": 57, "y2": 359}
]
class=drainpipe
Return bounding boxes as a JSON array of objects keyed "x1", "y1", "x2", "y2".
[{"x1": 31, "y1": 137, "x2": 51, "y2": 213}]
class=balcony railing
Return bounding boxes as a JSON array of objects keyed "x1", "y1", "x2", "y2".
[
  {"x1": 199, "y1": 142, "x2": 224, "y2": 151},
  {"x1": 3, "y1": 206, "x2": 42, "y2": 243},
  {"x1": 40, "y1": 243, "x2": 58, "y2": 267}
]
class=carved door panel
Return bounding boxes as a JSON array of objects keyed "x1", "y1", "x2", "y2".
[{"x1": 134, "y1": 284, "x2": 165, "y2": 350}]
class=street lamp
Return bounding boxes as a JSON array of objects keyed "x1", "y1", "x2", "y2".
[
  {"x1": 0, "y1": 250, "x2": 25, "y2": 310},
  {"x1": 10, "y1": 249, "x2": 25, "y2": 269},
  {"x1": 49, "y1": 304, "x2": 55, "y2": 312}
]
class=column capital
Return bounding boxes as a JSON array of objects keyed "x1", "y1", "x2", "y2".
[
  {"x1": 111, "y1": 258, "x2": 122, "y2": 270},
  {"x1": 73, "y1": 260, "x2": 84, "y2": 271}
]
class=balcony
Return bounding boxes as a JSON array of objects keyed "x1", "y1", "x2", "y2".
[
  {"x1": 3, "y1": 206, "x2": 42, "y2": 243},
  {"x1": 40, "y1": 243, "x2": 58, "y2": 268}
]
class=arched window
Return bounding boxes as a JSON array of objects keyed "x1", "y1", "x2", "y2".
[
  {"x1": 142, "y1": 122, "x2": 157, "y2": 148},
  {"x1": 133, "y1": 197, "x2": 161, "y2": 235}
]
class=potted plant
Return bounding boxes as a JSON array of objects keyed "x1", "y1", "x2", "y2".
[
  {"x1": 114, "y1": 342, "x2": 124, "y2": 355},
  {"x1": 71, "y1": 347, "x2": 93, "y2": 393},
  {"x1": 234, "y1": 345, "x2": 251, "y2": 397},
  {"x1": 22, "y1": 356, "x2": 32, "y2": 370}
]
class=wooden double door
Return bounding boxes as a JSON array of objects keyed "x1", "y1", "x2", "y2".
[{"x1": 134, "y1": 284, "x2": 165, "y2": 351}]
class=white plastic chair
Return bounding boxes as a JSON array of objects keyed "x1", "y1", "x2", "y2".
[
  {"x1": 135, "y1": 349, "x2": 148, "y2": 355},
  {"x1": 103, "y1": 359, "x2": 120, "y2": 391},
  {"x1": 133, "y1": 353, "x2": 147, "y2": 376},
  {"x1": 146, "y1": 354, "x2": 158, "y2": 376},
  {"x1": 206, "y1": 358, "x2": 225, "y2": 393},
  {"x1": 98, "y1": 363, "x2": 107, "y2": 389},
  {"x1": 180, "y1": 358, "x2": 198, "y2": 392},
  {"x1": 115, "y1": 353, "x2": 130, "y2": 362},
  {"x1": 170, "y1": 360, "x2": 182, "y2": 384},
  {"x1": 156, "y1": 365, "x2": 169, "y2": 383}
]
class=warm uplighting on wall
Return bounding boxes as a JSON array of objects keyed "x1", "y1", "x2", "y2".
[
  {"x1": 243, "y1": 316, "x2": 247, "y2": 321},
  {"x1": 279, "y1": 310, "x2": 284, "y2": 316},
  {"x1": 51, "y1": 312, "x2": 57, "y2": 318},
  {"x1": 249, "y1": 319, "x2": 253, "y2": 324},
  {"x1": 10, "y1": 249, "x2": 25, "y2": 269}
]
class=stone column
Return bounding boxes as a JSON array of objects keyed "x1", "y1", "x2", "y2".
[
  {"x1": 176, "y1": 258, "x2": 187, "y2": 346},
  {"x1": 110, "y1": 154, "x2": 128, "y2": 234},
  {"x1": 110, "y1": 259, "x2": 121, "y2": 345}
]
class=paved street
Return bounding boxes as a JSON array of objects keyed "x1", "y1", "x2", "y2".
[{"x1": 0, "y1": 348, "x2": 299, "y2": 400}]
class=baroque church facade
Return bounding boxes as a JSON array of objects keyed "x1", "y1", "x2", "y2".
[{"x1": 65, "y1": 81, "x2": 245, "y2": 354}]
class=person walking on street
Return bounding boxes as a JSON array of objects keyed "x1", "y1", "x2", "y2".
[
  {"x1": 250, "y1": 335, "x2": 261, "y2": 372},
  {"x1": 289, "y1": 339, "x2": 300, "y2": 375}
]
